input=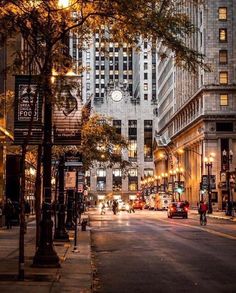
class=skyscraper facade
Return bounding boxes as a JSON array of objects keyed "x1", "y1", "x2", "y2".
[{"x1": 77, "y1": 35, "x2": 157, "y2": 203}]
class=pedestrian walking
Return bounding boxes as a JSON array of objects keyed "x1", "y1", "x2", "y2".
[
  {"x1": 4, "y1": 199, "x2": 14, "y2": 229},
  {"x1": 129, "y1": 200, "x2": 135, "y2": 213},
  {"x1": 100, "y1": 202, "x2": 106, "y2": 215},
  {"x1": 112, "y1": 200, "x2": 118, "y2": 215}
]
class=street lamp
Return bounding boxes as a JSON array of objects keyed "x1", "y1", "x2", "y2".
[
  {"x1": 169, "y1": 170, "x2": 176, "y2": 201},
  {"x1": 161, "y1": 173, "x2": 168, "y2": 193},
  {"x1": 204, "y1": 153, "x2": 215, "y2": 214},
  {"x1": 222, "y1": 149, "x2": 234, "y2": 216}
]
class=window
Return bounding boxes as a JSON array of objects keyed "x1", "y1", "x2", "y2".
[
  {"x1": 113, "y1": 169, "x2": 122, "y2": 191},
  {"x1": 218, "y1": 7, "x2": 227, "y2": 20},
  {"x1": 219, "y1": 29, "x2": 227, "y2": 42},
  {"x1": 144, "y1": 94, "x2": 148, "y2": 101},
  {"x1": 86, "y1": 83, "x2": 90, "y2": 90},
  {"x1": 219, "y1": 50, "x2": 228, "y2": 64},
  {"x1": 128, "y1": 140, "x2": 137, "y2": 159},
  {"x1": 144, "y1": 63, "x2": 148, "y2": 70},
  {"x1": 216, "y1": 122, "x2": 233, "y2": 132},
  {"x1": 144, "y1": 72, "x2": 148, "y2": 80},
  {"x1": 144, "y1": 83, "x2": 148, "y2": 91},
  {"x1": 128, "y1": 169, "x2": 138, "y2": 191},
  {"x1": 219, "y1": 71, "x2": 228, "y2": 84},
  {"x1": 220, "y1": 94, "x2": 228, "y2": 106},
  {"x1": 97, "y1": 168, "x2": 106, "y2": 177},
  {"x1": 144, "y1": 120, "x2": 153, "y2": 160},
  {"x1": 128, "y1": 169, "x2": 138, "y2": 177},
  {"x1": 113, "y1": 169, "x2": 122, "y2": 177},
  {"x1": 128, "y1": 182, "x2": 138, "y2": 191},
  {"x1": 86, "y1": 51, "x2": 90, "y2": 60},
  {"x1": 144, "y1": 169, "x2": 154, "y2": 177}
]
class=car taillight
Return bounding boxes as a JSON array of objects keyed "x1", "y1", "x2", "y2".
[
  {"x1": 184, "y1": 207, "x2": 188, "y2": 211},
  {"x1": 170, "y1": 207, "x2": 175, "y2": 211}
]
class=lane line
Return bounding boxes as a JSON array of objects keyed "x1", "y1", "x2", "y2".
[{"x1": 156, "y1": 218, "x2": 236, "y2": 240}]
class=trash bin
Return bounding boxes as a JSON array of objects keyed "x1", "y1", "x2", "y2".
[{"x1": 81, "y1": 219, "x2": 87, "y2": 231}]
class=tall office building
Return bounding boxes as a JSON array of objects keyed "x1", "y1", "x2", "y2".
[
  {"x1": 154, "y1": 0, "x2": 236, "y2": 209},
  {"x1": 74, "y1": 34, "x2": 157, "y2": 202}
]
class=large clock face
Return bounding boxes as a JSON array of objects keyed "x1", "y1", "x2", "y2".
[{"x1": 111, "y1": 90, "x2": 123, "y2": 102}]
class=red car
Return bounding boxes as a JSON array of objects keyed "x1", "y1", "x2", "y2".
[{"x1": 133, "y1": 200, "x2": 145, "y2": 210}]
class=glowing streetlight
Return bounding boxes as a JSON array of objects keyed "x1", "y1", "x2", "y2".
[{"x1": 58, "y1": 0, "x2": 70, "y2": 8}]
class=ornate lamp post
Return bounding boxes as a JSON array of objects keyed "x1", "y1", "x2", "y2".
[
  {"x1": 33, "y1": 0, "x2": 71, "y2": 268},
  {"x1": 222, "y1": 149, "x2": 233, "y2": 216},
  {"x1": 204, "y1": 154, "x2": 214, "y2": 214},
  {"x1": 154, "y1": 175, "x2": 161, "y2": 194},
  {"x1": 161, "y1": 173, "x2": 168, "y2": 193},
  {"x1": 169, "y1": 170, "x2": 176, "y2": 201}
]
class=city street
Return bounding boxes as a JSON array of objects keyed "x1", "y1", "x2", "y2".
[{"x1": 90, "y1": 209, "x2": 236, "y2": 293}]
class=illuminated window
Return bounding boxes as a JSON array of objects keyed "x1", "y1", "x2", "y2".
[
  {"x1": 144, "y1": 83, "x2": 148, "y2": 91},
  {"x1": 128, "y1": 140, "x2": 137, "y2": 158},
  {"x1": 144, "y1": 120, "x2": 153, "y2": 160},
  {"x1": 220, "y1": 94, "x2": 228, "y2": 106},
  {"x1": 128, "y1": 169, "x2": 138, "y2": 177},
  {"x1": 128, "y1": 182, "x2": 138, "y2": 191},
  {"x1": 97, "y1": 168, "x2": 106, "y2": 177},
  {"x1": 219, "y1": 29, "x2": 227, "y2": 42},
  {"x1": 218, "y1": 7, "x2": 227, "y2": 20},
  {"x1": 128, "y1": 120, "x2": 137, "y2": 159},
  {"x1": 219, "y1": 50, "x2": 228, "y2": 64},
  {"x1": 219, "y1": 72, "x2": 228, "y2": 84}
]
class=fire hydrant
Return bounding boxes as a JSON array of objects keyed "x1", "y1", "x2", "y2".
[{"x1": 81, "y1": 219, "x2": 87, "y2": 231}]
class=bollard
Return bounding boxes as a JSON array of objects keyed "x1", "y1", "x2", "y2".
[{"x1": 81, "y1": 219, "x2": 87, "y2": 231}]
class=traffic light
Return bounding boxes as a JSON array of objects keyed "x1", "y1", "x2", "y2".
[{"x1": 176, "y1": 187, "x2": 184, "y2": 194}]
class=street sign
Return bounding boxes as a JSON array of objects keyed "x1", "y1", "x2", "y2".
[
  {"x1": 77, "y1": 183, "x2": 84, "y2": 192},
  {"x1": 201, "y1": 175, "x2": 216, "y2": 189}
]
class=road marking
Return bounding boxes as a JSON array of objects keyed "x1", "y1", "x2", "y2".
[{"x1": 157, "y1": 218, "x2": 236, "y2": 240}]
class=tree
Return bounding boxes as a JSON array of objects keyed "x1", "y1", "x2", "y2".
[
  {"x1": 0, "y1": 0, "x2": 207, "y2": 73},
  {"x1": 53, "y1": 113, "x2": 130, "y2": 170},
  {"x1": 0, "y1": 0, "x2": 207, "y2": 275}
]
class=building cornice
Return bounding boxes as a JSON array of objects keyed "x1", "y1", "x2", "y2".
[{"x1": 157, "y1": 85, "x2": 236, "y2": 135}]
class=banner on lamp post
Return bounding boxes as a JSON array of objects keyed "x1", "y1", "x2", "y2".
[
  {"x1": 53, "y1": 76, "x2": 83, "y2": 145},
  {"x1": 65, "y1": 171, "x2": 76, "y2": 189},
  {"x1": 14, "y1": 75, "x2": 43, "y2": 145}
]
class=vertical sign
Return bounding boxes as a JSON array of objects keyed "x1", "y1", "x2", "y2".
[
  {"x1": 53, "y1": 76, "x2": 83, "y2": 145},
  {"x1": 14, "y1": 75, "x2": 43, "y2": 144},
  {"x1": 65, "y1": 171, "x2": 76, "y2": 189}
]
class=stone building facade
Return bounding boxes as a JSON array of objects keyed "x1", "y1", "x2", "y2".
[
  {"x1": 154, "y1": 0, "x2": 236, "y2": 210},
  {"x1": 77, "y1": 38, "x2": 157, "y2": 202}
]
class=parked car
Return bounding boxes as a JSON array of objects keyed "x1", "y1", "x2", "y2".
[
  {"x1": 167, "y1": 202, "x2": 188, "y2": 219},
  {"x1": 133, "y1": 200, "x2": 145, "y2": 210}
]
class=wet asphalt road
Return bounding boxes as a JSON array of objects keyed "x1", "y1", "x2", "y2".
[{"x1": 90, "y1": 209, "x2": 236, "y2": 293}]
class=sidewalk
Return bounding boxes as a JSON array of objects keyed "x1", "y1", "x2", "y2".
[
  {"x1": 189, "y1": 209, "x2": 236, "y2": 222},
  {"x1": 0, "y1": 215, "x2": 92, "y2": 293}
]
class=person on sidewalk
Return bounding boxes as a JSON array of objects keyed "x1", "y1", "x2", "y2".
[{"x1": 4, "y1": 199, "x2": 14, "y2": 229}]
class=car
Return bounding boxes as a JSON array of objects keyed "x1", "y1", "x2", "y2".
[
  {"x1": 133, "y1": 200, "x2": 145, "y2": 210},
  {"x1": 167, "y1": 202, "x2": 188, "y2": 219}
]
